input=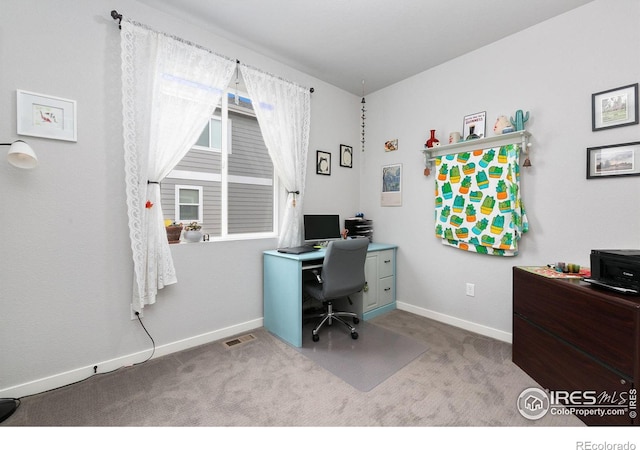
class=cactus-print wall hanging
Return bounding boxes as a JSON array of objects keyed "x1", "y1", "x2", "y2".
[{"x1": 434, "y1": 144, "x2": 528, "y2": 256}]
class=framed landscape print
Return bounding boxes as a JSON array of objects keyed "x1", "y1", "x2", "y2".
[
  {"x1": 586, "y1": 141, "x2": 640, "y2": 179},
  {"x1": 592, "y1": 83, "x2": 638, "y2": 131}
]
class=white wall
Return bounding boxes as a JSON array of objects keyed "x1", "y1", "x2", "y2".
[
  {"x1": 361, "y1": 0, "x2": 640, "y2": 340},
  {"x1": 0, "y1": 0, "x2": 359, "y2": 397}
]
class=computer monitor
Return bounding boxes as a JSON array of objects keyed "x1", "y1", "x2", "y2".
[{"x1": 304, "y1": 214, "x2": 341, "y2": 244}]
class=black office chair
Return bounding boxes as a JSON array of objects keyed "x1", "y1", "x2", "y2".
[{"x1": 303, "y1": 238, "x2": 369, "y2": 342}]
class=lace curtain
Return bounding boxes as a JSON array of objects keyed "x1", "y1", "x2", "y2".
[
  {"x1": 120, "y1": 20, "x2": 236, "y2": 311},
  {"x1": 239, "y1": 64, "x2": 311, "y2": 248}
]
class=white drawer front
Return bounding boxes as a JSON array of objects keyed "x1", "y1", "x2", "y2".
[
  {"x1": 379, "y1": 276, "x2": 394, "y2": 306},
  {"x1": 377, "y1": 250, "x2": 394, "y2": 278}
]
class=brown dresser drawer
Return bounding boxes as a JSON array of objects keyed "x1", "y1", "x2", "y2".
[
  {"x1": 513, "y1": 268, "x2": 636, "y2": 376},
  {"x1": 513, "y1": 315, "x2": 634, "y2": 426}
]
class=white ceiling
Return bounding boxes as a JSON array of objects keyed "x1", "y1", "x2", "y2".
[{"x1": 137, "y1": 0, "x2": 595, "y2": 95}]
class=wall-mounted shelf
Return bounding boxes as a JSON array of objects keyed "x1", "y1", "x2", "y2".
[{"x1": 421, "y1": 130, "x2": 531, "y2": 167}]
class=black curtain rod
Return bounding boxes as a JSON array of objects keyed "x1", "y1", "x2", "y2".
[{"x1": 111, "y1": 10, "x2": 313, "y2": 93}]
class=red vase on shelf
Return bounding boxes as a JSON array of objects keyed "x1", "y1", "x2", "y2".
[{"x1": 425, "y1": 129, "x2": 439, "y2": 148}]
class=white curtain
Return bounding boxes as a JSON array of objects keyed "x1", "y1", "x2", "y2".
[
  {"x1": 120, "y1": 20, "x2": 236, "y2": 312},
  {"x1": 239, "y1": 64, "x2": 311, "y2": 248}
]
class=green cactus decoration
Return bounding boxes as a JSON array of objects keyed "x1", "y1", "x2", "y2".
[
  {"x1": 510, "y1": 110, "x2": 529, "y2": 131},
  {"x1": 465, "y1": 204, "x2": 476, "y2": 217},
  {"x1": 453, "y1": 195, "x2": 465, "y2": 212},
  {"x1": 440, "y1": 205, "x2": 451, "y2": 222},
  {"x1": 443, "y1": 228, "x2": 454, "y2": 240},
  {"x1": 442, "y1": 182, "x2": 453, "y2": 199}
]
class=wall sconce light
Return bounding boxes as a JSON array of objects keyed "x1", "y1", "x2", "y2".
[{"x1": 2, "y1": 140, "x2": 38, "y2": 169}]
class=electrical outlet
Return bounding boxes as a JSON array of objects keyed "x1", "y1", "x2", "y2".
[
  {"x1": 131, "y1": 305, "x2": 142, "y2": 320},
  {"x1": 466, "y1": 283, "x2": 475, "y2": 297}
]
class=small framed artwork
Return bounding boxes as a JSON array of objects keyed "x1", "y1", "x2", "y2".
[
  {"x1": 586, "y1": 141, "x2": 640, "y2": 179},
  {"x1": 17, "y1": 90, "x2": 77, "y2": 142},
  {"x1": 316, "y1": 150, "x2": 331, "y2": 175},
  {"x1": 384, "y1": 139, "x2": 398, "y2": 152},
  {"x1": 463, "y1": 111, "x2": 486, "y2": 140},
  {"x1": 340, "y1": 144, "x2": 353, "y2": 168},
  {"x1": 381, "y1": 163, "x2": 402, "y2": 206},
  {"x1": 592, "y1": 83, "x2": 638, "y2": 131}
]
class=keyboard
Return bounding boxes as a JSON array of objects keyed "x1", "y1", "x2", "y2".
[{"x1": 277, "y1": 245, "x2": 318, "y2": 254}]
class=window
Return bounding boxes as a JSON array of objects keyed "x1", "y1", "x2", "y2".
[
  {"x1": 175, "y1": 185, "x2": 203, "y2": 223},
  {"x1": 162, "y1": 86, "x2": 276, "y2": 240}
]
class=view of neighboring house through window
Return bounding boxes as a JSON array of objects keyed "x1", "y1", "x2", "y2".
[{"x1": 161, "y1": 85, "x2": 276, "y2": 240}]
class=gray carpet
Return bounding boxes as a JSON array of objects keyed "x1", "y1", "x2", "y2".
[
  {"x1": 2, "y1": 310, "x2": 585, "y2": 427},
  {"x1": 296, "y1": 320, "x2": 428, "y2": 391}
]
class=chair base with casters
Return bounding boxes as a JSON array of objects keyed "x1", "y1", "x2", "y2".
[{"x1": 307, "y1": 299, "x2": 360, "y2": 342}]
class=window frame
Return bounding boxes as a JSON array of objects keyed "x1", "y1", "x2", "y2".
[{"x1": 174, "y1": 184, "x2": 203, "y2": 224}]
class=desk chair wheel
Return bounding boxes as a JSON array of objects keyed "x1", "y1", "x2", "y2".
[
  {"x1": 351, "y1": 331, "x2": 358, "y2": 339},
  {"x1": 353, "y1": 317, "x2": 360, "y2": 324}
]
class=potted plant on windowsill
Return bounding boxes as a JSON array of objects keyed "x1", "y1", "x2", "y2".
[
  {"x1": 184, "y1": 222, "x2": 203, "y2": 243},
  {"x1": 165, "y1": 220, "x2": 183, "y2": 244}
]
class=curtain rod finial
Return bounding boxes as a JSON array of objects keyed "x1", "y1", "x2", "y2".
[{"x1": 111, "y1": 10, "x2": 122, "y2": 28}]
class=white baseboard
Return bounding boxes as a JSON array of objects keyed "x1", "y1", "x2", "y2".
[
  {"x1": 396, "y1": 301, "x2": 512, "y2": 344},
  {"x1": 1, "y1": 318, "x2": 263, "y2": 399}
]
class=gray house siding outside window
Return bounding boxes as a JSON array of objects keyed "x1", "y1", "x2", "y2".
[{"x1": 161, "y1": 97, "x2": 275, "y2": 239}]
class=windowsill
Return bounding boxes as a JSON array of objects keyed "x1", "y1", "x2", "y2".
[{"x1": 170, "y1": 232, "x2": 278, "y2": 245}]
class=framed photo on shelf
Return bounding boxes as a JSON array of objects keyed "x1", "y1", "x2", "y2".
[
  {"x1": 381, "y1": 163, "x2": 402, "y2": 206},
  {"x1": 592, "y1": 83, "x2": 638, "y2": 131},
  {"x1": 339, "y1": 144, "x2": 353, "y2": 168},
  {"x1": 586, "y1": 141, "x2": 640, "y2": 179},
  {"x1": 17, "y1": 89, "x2": 77, "y2": 142},
  {"x1": 316, "y1": 150, "x2": 331, "y2": 175},
  {"x1": 463, "y1": 111, "x2": 486, "y2": 140}
]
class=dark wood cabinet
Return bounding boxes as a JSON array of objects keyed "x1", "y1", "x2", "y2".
[{"x1": 512, "y1": 267, "x2": 640, "y2": 426}]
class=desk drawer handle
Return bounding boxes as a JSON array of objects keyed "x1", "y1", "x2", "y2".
[
  {"x1": 384, "y1": 287, "x2": 391, "y2": 291},
  {"x1": 384, "y1": 259, "x2": 391, "y2": 263}
]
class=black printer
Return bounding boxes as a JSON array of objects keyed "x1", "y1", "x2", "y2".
[{"x1": 583, "y1": 249, "x2": 640, "y2": 295}]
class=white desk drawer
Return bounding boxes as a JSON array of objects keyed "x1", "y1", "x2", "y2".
[
  {"x1": 379, "y1": 276, "x2": 394, "y2": 306},
  {"x1": 378, "y1": 250, "x2": 394, "y2": 278}
]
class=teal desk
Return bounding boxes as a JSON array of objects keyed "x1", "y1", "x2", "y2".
[{"x1": 263, "y1": 242, "x2": 397, "y2": 347}]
